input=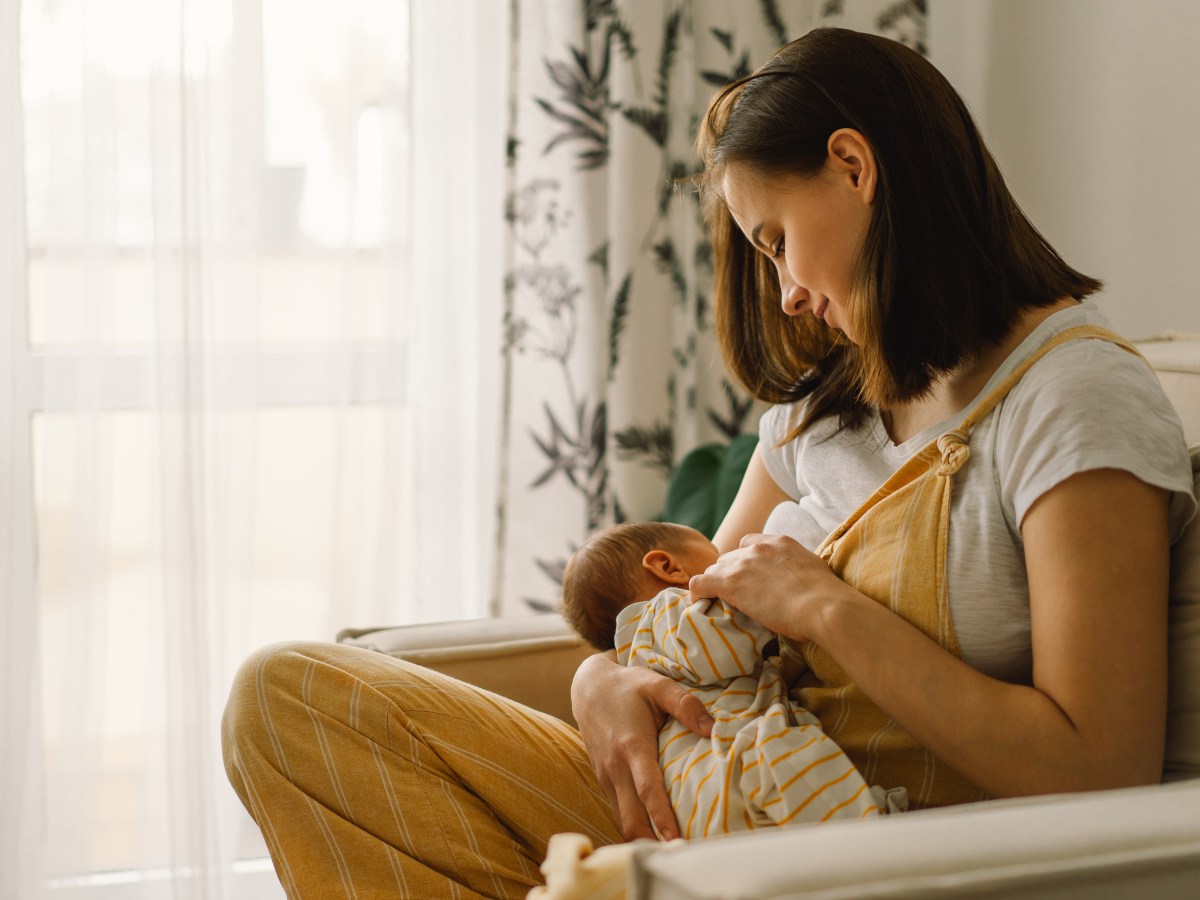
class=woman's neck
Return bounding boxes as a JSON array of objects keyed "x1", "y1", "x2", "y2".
[{"x1": 881, "y1": 297, "x2": 1079, "y2": 445}]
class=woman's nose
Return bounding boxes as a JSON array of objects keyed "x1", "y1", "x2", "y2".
[{"x1": 777, "y1": 267, "x2": 806, "y2": 316}]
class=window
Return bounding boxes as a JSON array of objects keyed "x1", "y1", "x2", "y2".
[{"x1": 18, "y1": 0, "x2": 418, "y2": 891}]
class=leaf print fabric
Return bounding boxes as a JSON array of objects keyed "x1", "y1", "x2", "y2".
[{"x1": 497, "y1": 0, "x2": 927, "y2": 613}]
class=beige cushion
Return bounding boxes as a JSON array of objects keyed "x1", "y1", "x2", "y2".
[
  {"x1": 1165, "y1": 443, "x2": 1200, "y2": 781},
  {"x1": 1138, "y1": 336, "x2": 1200, "y2": 442}
]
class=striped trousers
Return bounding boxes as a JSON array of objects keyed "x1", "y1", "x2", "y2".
[{"x1": 221, "y1": 641, "x2": 623, "y2": 899}]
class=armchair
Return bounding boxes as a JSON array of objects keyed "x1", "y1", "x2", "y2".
[{"x1": 338, "y1": 334, "x2": 1200, "y2": 898}]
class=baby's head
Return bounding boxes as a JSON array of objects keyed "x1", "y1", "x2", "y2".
[{"x1": 561, "y1": 522, "x2": 720, "y2": 651}]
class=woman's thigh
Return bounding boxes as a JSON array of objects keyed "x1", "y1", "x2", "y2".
[{"x1": 223, "y1": 640, "x2": 622, "y2": 899}]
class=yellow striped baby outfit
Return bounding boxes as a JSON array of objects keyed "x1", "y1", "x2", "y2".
[{"x1": 615, "y1": 588, "x2": 888, "y2": 838}]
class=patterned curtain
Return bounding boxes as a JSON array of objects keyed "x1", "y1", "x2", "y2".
[{"x1": 496, "y1": 0, "x2": 926, "y2": 614}]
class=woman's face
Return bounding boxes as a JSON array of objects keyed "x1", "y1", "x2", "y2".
[{"x1": 721, "y1": 147, "x2": 873, "y2": 343}]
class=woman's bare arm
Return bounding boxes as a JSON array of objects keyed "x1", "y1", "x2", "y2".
[
  {"x1": 690, "y1": 468, "x2": 1170, "y2": 797},
  {"x1": 711, "y1": 445, "x2": 792, "y2": 554}
]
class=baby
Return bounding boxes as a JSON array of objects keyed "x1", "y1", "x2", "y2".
[{"x1": 561, "y1": 522, "x2": 903, "y2": 839}]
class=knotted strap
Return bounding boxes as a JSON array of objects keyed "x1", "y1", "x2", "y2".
[{"x1": 935, "y1": 429, "x2": 970, "y2": 477}]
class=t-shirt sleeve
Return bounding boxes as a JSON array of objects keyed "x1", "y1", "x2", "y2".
[
  {"x1": 758, "y1": 402, "x2": 803, "y2": 499},
  {"x1": 995, "y1": 340, "x2": 1197, "y2": 542}
]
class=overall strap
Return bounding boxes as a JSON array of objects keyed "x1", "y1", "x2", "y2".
[
  {"x1": 933, "y1": 325, "x2": 1143, "y2": 476},
  {"x1": 960, "y1": 324, "x2": 1142, "y2": 433},
  {"x1": 821, "y1": 326, "x2": 1142, "y2": 551}
]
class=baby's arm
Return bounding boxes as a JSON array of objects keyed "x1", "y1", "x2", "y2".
[{"x1": 629, "y1": 589, "x2": 775, "y2": 687}]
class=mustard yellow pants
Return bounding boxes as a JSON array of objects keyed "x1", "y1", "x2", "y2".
[{"x1": 221, "y1": 641, "x2": 623, "y2": 899}]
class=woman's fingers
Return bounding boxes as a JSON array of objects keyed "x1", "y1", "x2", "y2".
[
  {"x1": 591, "y1": 759, "x2": 622, "y2": 834},
  {"x1": 629, "y1": 747, "x2": 680, "y2": 840},
  {"x1": 654, "y1": 678, "x2": 714, "y2": 738},
  {"x1": 688, "y1": 536, "x2": 758, "y2": 599},
  {"x1": 606, "y1": 683, "x2": 710, "y2": 840},
  {"x1": 688, "y1": 572, "x2": 714, "y2": 600},
  {"x1": 688, "y1": 533, "x2": 824, "y2": 640},
  {"x1": 591, "y1": 735, "x2": 657, "y2": 841},
  {"x1": 572, "y1": 657, "x2": 692, "y2": 842},
  {"x1": 597, "y1": 723, "x2": 677, "y2": 841},
  {"x1": 613, "y1": 681, "x2": 701, "y2": 839}
]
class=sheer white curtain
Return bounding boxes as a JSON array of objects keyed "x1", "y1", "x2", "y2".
[
  {"x1": 2, "y1": 3, "x2": 41, "y2": 898},
  {"x1": 408, "y1": 0, "x2": 507, "y2": 618},
  {"x1": 1, "y1": 0, "x2": 506, "y2": 896}
]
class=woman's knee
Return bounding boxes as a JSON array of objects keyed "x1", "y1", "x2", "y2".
[
  {"x1": 222, "y1": 641, "x2": 329, "y2": 768},
  {"x1": 222, "y1": 641, "x2": 430, "y2": 769}
]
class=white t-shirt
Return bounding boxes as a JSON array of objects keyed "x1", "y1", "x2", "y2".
[{"x1": 759, "y1": 304, "x2": 1197, "y2": 684}]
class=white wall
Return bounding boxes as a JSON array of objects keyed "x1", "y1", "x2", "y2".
[{"x1": 930, "y1": 0, "x2": 1200, "y2": 337}]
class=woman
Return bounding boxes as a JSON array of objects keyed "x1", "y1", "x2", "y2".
[
  {"x1": 222, "y1": 28, "x2": 1196, "y2": 898},
  {"x1": 577, "y1": 26, "x2": 1197, "y2": 841}
]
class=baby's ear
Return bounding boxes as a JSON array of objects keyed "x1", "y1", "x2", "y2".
[{"x1": 642, "y1": 549, "x2": 690, "y2": 585}]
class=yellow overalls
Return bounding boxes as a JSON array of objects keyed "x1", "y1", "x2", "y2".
[{"x1": 790, "y1": 324, "x2": 1139, "y2": 808}]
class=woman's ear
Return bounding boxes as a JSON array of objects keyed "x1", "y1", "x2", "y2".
[
  {"x1": 642, "y1": 549, "x2": 691, "y2": 586},
  {"x1": 827, "y1": 128, "x2": 876, "y2": 205}
]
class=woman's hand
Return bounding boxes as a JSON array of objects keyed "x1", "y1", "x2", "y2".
[
  {"x1": 688, "y1": 533, "x2": 849, "y2": 642},
  {"x1": 571, "y1": 651, "x2": 714, "y2": 841}
]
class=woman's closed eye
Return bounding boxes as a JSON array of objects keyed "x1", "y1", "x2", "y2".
[{"x1": 771, "y1": 237, "x2": 785, "y2": 259}]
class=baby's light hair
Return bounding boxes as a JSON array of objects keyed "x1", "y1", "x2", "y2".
[{"x1": 561, "y1": 522, "x2": 696, "y2": 651}]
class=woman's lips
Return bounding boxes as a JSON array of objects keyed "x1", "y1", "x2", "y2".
[{"x1": 813, "y1": 298, "x2": 829, "y2": 322}]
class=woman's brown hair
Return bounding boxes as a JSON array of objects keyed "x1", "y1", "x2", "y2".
[{"x1": 697, "y1": 28, "x2": 1101, "y2": 435}]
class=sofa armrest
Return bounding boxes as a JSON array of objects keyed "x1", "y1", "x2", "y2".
[
  {"x1": 337, "y1": 614, "x2": 593, "y2": 726},
  {"x1": 632, "y1": 780, "x2": 1200, "y2": 899}
]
